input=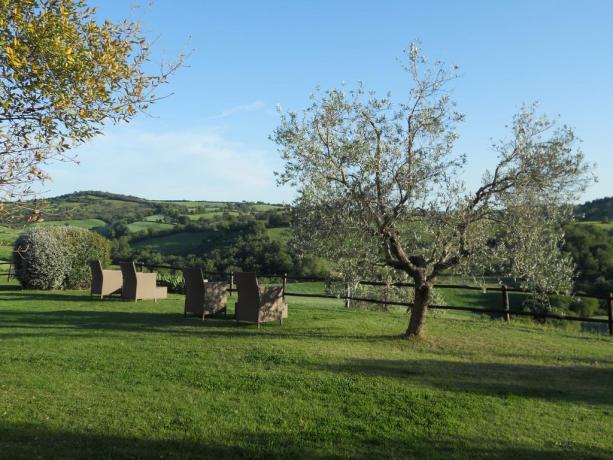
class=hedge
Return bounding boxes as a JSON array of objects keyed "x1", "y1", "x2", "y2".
[{"x1": 13, "y1": 226, "x2": 111, "y2": 290}]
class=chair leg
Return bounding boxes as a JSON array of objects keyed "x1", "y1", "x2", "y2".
[
  {"x1": 279, "y1": 318, "x2": 283, "y2": 325},
  {"x1": 257, "y1": 322, "x2": 261, "y2": 329}
]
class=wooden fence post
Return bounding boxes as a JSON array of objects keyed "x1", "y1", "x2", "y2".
[
  {"x1": 502, "y1": 285, "x2": 510, "y2": 322},
  {"x1": 282, "y1": 273, "x2": 287, "y2": 301},
  {"x1": 229, "y1": 272, "x2": 234, "y2": 297},
  {"x1": 607, "y1": 292, "x2": 613, "y2": 335},
  {"x1": 344, "y1": 282, "x2": 351, "y2": 309},
  {"x1": 383, "y1": 283, "x2": 389, "y2": 311}
]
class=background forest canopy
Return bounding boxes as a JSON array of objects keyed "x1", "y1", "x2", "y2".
[{"x1": 0, "y1": 191, "x2": 611, "y2": 300}]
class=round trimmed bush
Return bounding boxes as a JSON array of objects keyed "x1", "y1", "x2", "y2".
[{"x1": 13, "y1": 226, "x2": 111, "y2": 290}]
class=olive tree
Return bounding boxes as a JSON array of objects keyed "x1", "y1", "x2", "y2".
[
  {"x1": 273, "y1": 45, "x2": 592, "y2": 338},
  {"x1": 0, "y1": 0, "x2": 183, "y2": 219}
]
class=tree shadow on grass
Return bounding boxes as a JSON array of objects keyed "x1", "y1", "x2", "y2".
[
  {"x1": 0, "y1": 284, "x2": 23, "y2": 292},
  {"x1": 0, "y1": 291, "x2": 607, "y2": 345},
  {"x1": 0, "y1": 306, "x2": 401, "y2": 343},
  {"x1": 423, "y1": 347, "x2": 613, "y2": 366},
  {"x1": 0, "y1": 421, "x2": 611, "y2": 460},
  {"x1": 0, "y1": 308, "x2": 232, "y2": 333},
  {"x1": 0, "y1": 291, "x2": 99, "y2": 302},
  {"x1": 439, "y1": 290, "x2": 527, "y2": 311},
  {"x1": 320, "y1": 358, "x2": 613, "y2": 407}
]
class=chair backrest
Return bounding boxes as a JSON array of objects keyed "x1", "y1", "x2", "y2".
[
  {"x1": 183, "y1": 267, "x2": 205, "y2": 306},
  {"x1": 120, "y1": 262, "x2": 137, "y2": 283},
  {"x1": 88, "y1": 260, "x2": 103, "y2": 292},
  {"x1": 184, "y1": 267, "x2": 205, "y2": 291},
  {"x1": 120, "y1": 262, "x2": 137, "y2": 298},
  {"x1": 88, "y1": 260, "x2": 103, "y2": 279},
  {"x1": 235, "y1": 272, "x2": 260, "y2": 318}
]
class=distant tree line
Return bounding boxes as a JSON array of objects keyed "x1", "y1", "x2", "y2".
[
  {"x1": 575, "y1": 197, "x2": 612, "y2": 222},
  {"x1": 563, "y1": 223, "x2": 613, "y2": 296},
  {"x1": 108, "y1": 212, "x2": 327, "y2": 278}
]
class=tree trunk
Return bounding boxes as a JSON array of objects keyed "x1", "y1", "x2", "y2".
[{"x1": 405, "y1": 282, "x2": 431, "y2": 338}]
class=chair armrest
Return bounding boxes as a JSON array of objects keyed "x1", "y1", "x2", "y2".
[
  {"x1": 258, "y1": 286, "x2": 288, "y2": 322},
  {"x1": 259, "y1": 286, "x2": 284, "y2": 307},
  {"x1": 136, "y1": 272, "x2": 158, "y2": 285},
  {"x1": 259, "y1": 286, "x2": 283, "y2": 297},
  {"x1": 103, "y1": 270, "x2": 122, "y2": 280}
]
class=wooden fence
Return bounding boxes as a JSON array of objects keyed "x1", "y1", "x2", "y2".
[
  {"x1": 2, "y1": 259, "x2": 611, "y2": 335},
  {"x1": 0, "y1": 262, "x2": 12, "y2": 282},
  {"x1": 137, "y1": 263, "x2": 613, "y2": 336}
]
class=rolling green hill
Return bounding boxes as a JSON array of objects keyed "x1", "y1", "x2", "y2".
[
  {"x1": 0, "y1": 191, "x2": 291, "y2": 264},
  {"x1": 39, "y1": 218, "x2": 107, "y2": 230},
  {"x1": 126, "y1": 221, "x2": 175, "y2": 233},
  {"x1": 1, "y1": 192, "x2": 611, "y2": 297}
]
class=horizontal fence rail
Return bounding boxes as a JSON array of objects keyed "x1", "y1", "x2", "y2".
[{"x1": 132, "y1": 261, "x2": 613, "y2": 335}]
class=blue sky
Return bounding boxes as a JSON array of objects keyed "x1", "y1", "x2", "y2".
[{"x1": 41, "y1": 0, "x2": 613, "y2": 202}]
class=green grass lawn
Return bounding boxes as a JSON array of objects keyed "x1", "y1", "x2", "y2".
[
  {"x1": 156, "y1": 200, "x2": 229, "y2": 208},
  {"x1": 266, "y1": 227, "x2": 292, "y2": 245},
  {"x1": 574, "y1": 220, "x2": 613, "y2": 229},
  {"x1": 143, "y1": 214, "x2": 166, "y2": 222},
  {"x1": 186, "y1": 210, "x2": 238, "y2": 221},
  {"x1": 127, "y1": 221, "x2": 175, "y2": 233},
  {"x1": 0, "y1": 284, "x2": 612, "y2": 459},
  {"x1": 38, "y1": 218, "x2": 107, "y2": 229},
  {"x1": 252, "y1": 203, "x2": 284, "y2": 211},
  {"x1": 0, "y1": 225, "x2": 20, "y2": 260}
]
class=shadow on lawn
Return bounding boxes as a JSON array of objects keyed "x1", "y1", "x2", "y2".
[
  {"x1": 0, "y1": 305, "x2": 399, "y2": 342},
  {"x1": 321, "y1": 358, "x2": 613, "y2": 406},
  {"x1": 0, "y1": 285, "x2": 24, "y2": 292},
  {"x1": 0, "y1": 290, "x2": 96, "y2": 302},
  {"x1": 0, "y1": 308, "x2": 231, "y2": 333},
  {"x1": 0, "y1": 289, "x2": 426, "y2": 339},
  {"x1": 1, "y1": 421, "x2": 611, "y2": 460},
  {"x1": 440, "y1": 289, "x2": 527, "y2": 311}
]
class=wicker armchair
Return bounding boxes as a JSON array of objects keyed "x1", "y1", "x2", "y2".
[
  {"x1": 183, "y1": 267, "x2": 228, "y2": 319},
  {"x1": 234, "y1": 272, "x2": 287, "y2": 327},
  {"x1": 120, "y1": 262, "x2": 167, "y2": 302},
  {"x1": 88, "y1": 260, "x2": 122, "y2": 299}
]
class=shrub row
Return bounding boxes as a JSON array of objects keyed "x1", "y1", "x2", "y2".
[{"x1": 13, "y1": 226, "x2": 110, "y2": 289}]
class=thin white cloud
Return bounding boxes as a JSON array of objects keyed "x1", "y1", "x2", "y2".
[
  {"x1": 36, "y1": 125, "x2": 295, "y2": 203},
  {"x1": 206, "y1": 100, "x2": 266, "y2": 120}
]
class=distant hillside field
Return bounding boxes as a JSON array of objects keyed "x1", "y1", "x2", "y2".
[
  {"x1": 0, "y1": 191, "x2": 610, "y2": 300},
  {"x1": 39, "y1": 219, "x2": 107, "y2": 229},
  {"x1": 133, "y1": 231, "x2": 215, "y2": 256},
  {"x1": 0, "y1": 191, "x2": 291, "y2": 264},
  {"x1": 573, "y1": 221, "x2": 613, "y2": 230},
  {"x1": 267, "y1": 227, "x2": 292, "y2": 245},
  {"x1": 126, "y1": 221, "x2": 175, "y2": 233}
]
